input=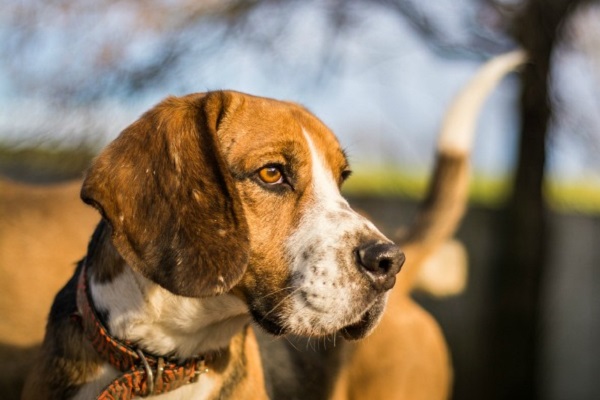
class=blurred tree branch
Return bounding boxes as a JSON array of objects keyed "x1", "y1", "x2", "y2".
[{"x1": 2, "y1": 0, "x2": 516, "y2": 105}]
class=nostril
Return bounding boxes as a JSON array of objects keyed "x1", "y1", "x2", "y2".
[{"x1": 378, "y1": 258, "x2": 392, "y2": 274}]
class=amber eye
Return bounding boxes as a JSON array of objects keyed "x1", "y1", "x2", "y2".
[{"x1": 258, "y1": 166, "x2": 283, "y2": 184}]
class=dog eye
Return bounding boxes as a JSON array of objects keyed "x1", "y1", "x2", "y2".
[
  {"x1": 258, "y1": 166, "x2": 284, "y2": 185},
  {"x1": 341, "y1": 169, "x2": 352, "y2": 182}
]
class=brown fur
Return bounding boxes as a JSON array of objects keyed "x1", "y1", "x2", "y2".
[{"x1": 81, "y1": 93, "x2": 250, "y2": 296}]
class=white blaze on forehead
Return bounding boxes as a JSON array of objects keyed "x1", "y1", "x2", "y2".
[
  {"x1": 302, "y1": 129, "x2": 347, "y2": 206},
  {"x1": 301, "y1": 128, "x2": 381, "y2": 233},
  {"x1": 290, "y1": 129, "x2": 357, "y2": 281}
]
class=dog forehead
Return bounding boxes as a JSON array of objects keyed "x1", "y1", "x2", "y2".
[
  {"x1": 301, "y1": 123, "x2": 347, "y2": 176},
  {"x1": 218, "y1": 92, "x2": 347, "y2": 174}
]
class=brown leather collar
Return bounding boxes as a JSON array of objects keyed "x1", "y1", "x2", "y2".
[{"x1": 75, "y1": 260, "x2": 215, "y2": 399}]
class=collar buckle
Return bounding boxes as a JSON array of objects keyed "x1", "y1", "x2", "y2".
[{"x1": 136, "y1": 349, "x2": 165, "y2": 395}]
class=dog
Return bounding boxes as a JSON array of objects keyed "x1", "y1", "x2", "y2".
[{"x1": 20, "y1": 50, "x2": 525, "y2": 399}]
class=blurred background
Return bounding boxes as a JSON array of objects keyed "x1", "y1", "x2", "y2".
[{"x1": 1, "y1": 0, "x2": 599, "y2": 398}]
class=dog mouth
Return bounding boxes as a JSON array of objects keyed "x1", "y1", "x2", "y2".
[
  {"x1": 250, "y1": 294, "x2": 387, "y2": 340},
  {"x1": 339, "y1": 296, "x2": 387, "y2": 340}
]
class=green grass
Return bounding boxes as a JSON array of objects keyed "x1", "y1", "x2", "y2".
[
  {"x1": 342, "y1": 167, "x2": 429, "y2": 198},
  {"x1": 343, "y1": 166, "x2": 600, "y2": 215},
  {"x1": 545, "y1": 180, "x2": 600, "y2": 215},
  {"x1": 342, "y1": 166, "x2": 511, "y2": 206},
  {"x1": 0, "y1": 139, "x2": 98, "y2": 182}
]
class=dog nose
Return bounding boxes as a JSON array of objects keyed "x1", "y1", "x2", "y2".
[{"x1": 356, "y1": 242, "x2": 405, "y2": 291}]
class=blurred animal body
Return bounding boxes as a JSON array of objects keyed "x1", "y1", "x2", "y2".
[
  {"x1": 0, "y1": 179, "x2": 98, "y2": 398},
  {"x1": 2, "y1": 51, "x2": 524, "y2": 399}
]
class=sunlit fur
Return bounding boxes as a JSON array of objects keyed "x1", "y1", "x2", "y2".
[{"x1": 91, "y1": 268, "x2": 251, "y2": 358}]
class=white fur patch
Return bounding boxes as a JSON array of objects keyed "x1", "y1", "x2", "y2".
[{"x1": 91, "y1": 267, "x2": 250, "y2": 359}]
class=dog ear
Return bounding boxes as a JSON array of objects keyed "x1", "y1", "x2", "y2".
[{"x1": 81, "y1": 92, "x2": 249, "y2": 297}]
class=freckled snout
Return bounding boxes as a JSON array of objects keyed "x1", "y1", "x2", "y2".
[{"x1": 356, "y1": 242, "x2": 405, "y2": 291}]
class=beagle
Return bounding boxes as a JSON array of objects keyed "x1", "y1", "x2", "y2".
[
  {"x1": 21, "y1": 50, "x2": 525, "y2": 399},
  {"x1": 23, "y1": 91, "x2": 404, "y2": 399}
]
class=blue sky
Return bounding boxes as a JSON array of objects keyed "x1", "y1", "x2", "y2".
[{"x1": 0, "y1": 1, "x2": 598, "y2": 183}]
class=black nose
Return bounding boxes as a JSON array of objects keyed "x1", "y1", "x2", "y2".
[{"x1": 356, "y1": 242, "x2": 405, "y2": 291}]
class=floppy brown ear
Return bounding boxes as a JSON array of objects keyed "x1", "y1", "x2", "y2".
[{"x1": 81, "y1": 92, "x2": 249, "y2": 297}]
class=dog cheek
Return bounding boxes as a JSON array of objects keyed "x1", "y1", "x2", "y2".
[{"x1": 239, "y1": 248, "x2": 290, "y2": 302}]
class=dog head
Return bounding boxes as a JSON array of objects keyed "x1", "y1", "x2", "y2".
[{"x1": 82, "y1": 91, "x2": 404, "y2": 340}]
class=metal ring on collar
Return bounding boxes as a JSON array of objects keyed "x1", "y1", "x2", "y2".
[{"x1": 136, "y1": 349, "x2": 155, "y2": 395}]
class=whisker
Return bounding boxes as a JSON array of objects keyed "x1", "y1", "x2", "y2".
[
  {"x1": 255, "y1": 286, "x2": 295, "y2": 301},
  {"x1": 284, "y1": 336, "x2": 299, "y2": 351},
  {"x1": 305, "y1": 337, "x2": 312, "y2": 351},
  {"x1": 260, "y1": 287, "x2": 302, "y2": 321}
]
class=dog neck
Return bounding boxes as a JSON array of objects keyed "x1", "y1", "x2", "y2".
[{"x1": 85, "y1": 221, "x2": 251, "y2": 359}]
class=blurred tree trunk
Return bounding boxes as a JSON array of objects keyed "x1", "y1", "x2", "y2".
[{"x1": 489, "y1": 0, "x2": 593, "y2": 398}]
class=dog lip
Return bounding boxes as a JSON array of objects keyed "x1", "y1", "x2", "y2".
[
  {"x1": 340, "y1": 315, "x2": 372, "y2": 340},
  {"x1": 339, "y1": 297, "x2": 385, "y2": 340}
]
